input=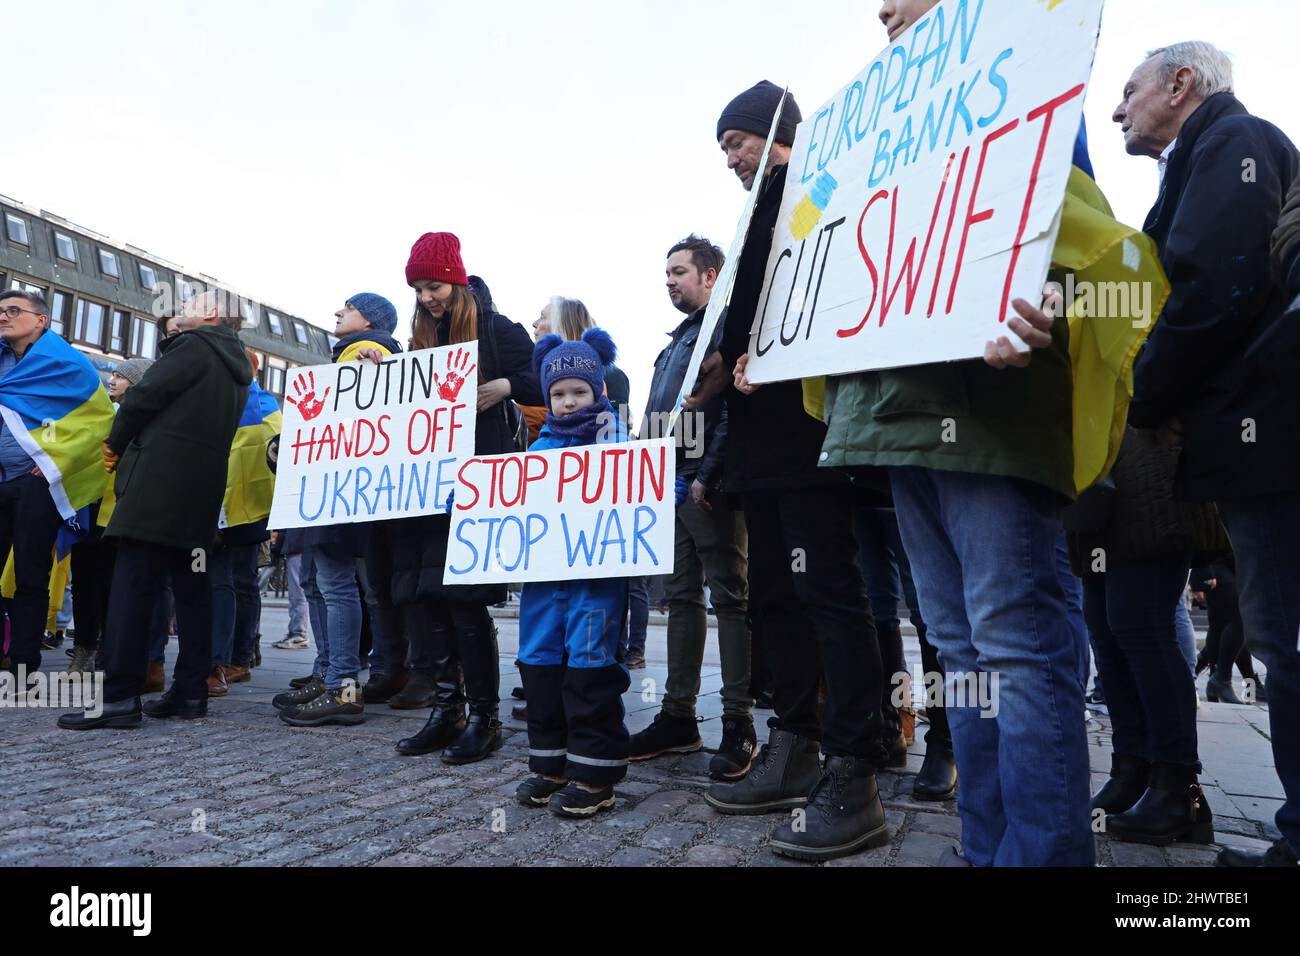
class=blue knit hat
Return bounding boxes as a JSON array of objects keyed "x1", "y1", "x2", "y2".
[
  {"x1": 533, "y1": 328, "x2": 617, "y2": 399},
  {"x1": 347, "y1": 292, "x2": 398, "y2": 334}
]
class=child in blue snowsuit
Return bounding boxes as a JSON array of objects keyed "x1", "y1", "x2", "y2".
[{"x1": 515, "y1": 328, "x2": 632, "y2": 817}]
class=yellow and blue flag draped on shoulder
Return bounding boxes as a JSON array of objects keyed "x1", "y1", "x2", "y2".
[
  {"x1": 0, "y1": 331, "x2": 115, "y2": 519},
  {"x1": 803, "y1": 121, "x2": 1169, "y2": 495},
  {"x1": 221, "y1": 380, "x2": 282, "y2": 529}
]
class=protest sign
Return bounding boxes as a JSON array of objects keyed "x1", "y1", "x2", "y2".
[
  {"x1": 268, "y1": 344, "x2": 478, "y2": 528},
  {"x1": 745, "y1": 0, "x2": 1106, "y2": 384},
  {"x1": 665, "y1": 96, "x2": 785, "y2": 432},
  {"x1": 443, "y1": 437, "x2": 676, "y2": 585}
]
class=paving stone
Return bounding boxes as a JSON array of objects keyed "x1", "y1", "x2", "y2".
[
  {"x1": 371, "y1": 853, "x2": 440, "y2": 867},
  {"x1": 415, "y1": 830, "x2": 489, "y2": 858},
  {"x1": 635, "y1": 790, "x2": 697, "y2": 816},
  {"x1": 683, "y1": 844, "x2": 743, "y2": 867},
  {"x1": 641, "y1": 822, "x2": 703, "y2": 852},
  {"x1": 1107, "y1": 842, "x2": 1167, "y2": 867},
  {"x1": 910, "y1": 812, "x2": 962, "y2": 839},
  {"x1": 895, "y1": 830, "x2": 959, "y2": 867},
  {"x1": 608, "y1": 847, "x2": 664, "y2": 867}
]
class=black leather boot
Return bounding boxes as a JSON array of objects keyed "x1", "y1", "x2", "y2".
[
  {"x1": 705, "y1": 727, "x2": 822, "y2": 814},
  {"x1": 913, "y1": 745, "x2": 958, "y2": 800},
  {"x1": 57, "y1": 697, "x2": 142, "y2": 730},
  {"x1": 1206, "y1": 674, "x2": 1244, "y2": 705},
  {"x1": 395, "y1": 643, "x2": 465, "y2": 755},
  {"x1": 1091, "y1": 752, "x2": 1150, "y2": 814},
  {"x1": 768, "y1": 755, "x2": 892, "y2": 861},
  {"x1": 440, "y1": 609, "x2": 502, "y2": 765},
  {"x1": 143, "y1": 690, "x2": 208, "y2": 720},
  {"x1": 1106, "y1": 762, "x2": 1213, "y2": 846}
]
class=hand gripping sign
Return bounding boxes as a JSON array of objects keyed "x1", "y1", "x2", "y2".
[
  {"x1": 744, "y1": 0, "x2": 1106, "y2": 384},
  {"x1": 268, "y1": 344, "x2": 479, "y2": 528},
  {"x1": 443, "y1": 436, "x2": 677, "y2": 585}
]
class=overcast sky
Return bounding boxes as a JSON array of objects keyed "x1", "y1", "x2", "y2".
[{"x1": 4, "y1": 0, "x2": 1295, "y2": 416}]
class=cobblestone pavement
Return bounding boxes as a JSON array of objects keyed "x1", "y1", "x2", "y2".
[{"x1": 0, "y1": 606, "x2": 1282, "y2": 867}]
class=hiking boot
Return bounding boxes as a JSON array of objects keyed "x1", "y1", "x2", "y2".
[
  {"x1": 704, "y1": 728, "x2": 821, "y2": 815},
  {"x1": 709, "y1": 717, "x2": 757, "y2": 780},
  {"x1": 1091, "y1": 753, "x2": 1150, "y2": 814},
  {"x1": 1106, "y1": 762, "x2": 1214, "y2": 846},
  {"x1": 768, "y1": 755, "x2": 891, "y2": 861},
  {"x1": 279, "y1": 684, "x2": 365, "y2": 727},
  {"x1": 624, "y1": 652, "x2": 646, "y2": 669},
  {"x1": 548, "y1": 782, "x2": 616, "y2": 818},
  {"x1": 288, "y1": 672, "x2": 319, "y2": 689},
  {"x1": 627, "y1": 711, "x2": 702, "y2": 761},
  {"x1": 225, "y1": 664, "x2": 252, "y2": 684},
  {"x1": 913, "y1": 745, "x2": 958, "y2": 801},
  {"x1": 516, "y1": 775, "x2": 567, "y2": 807},
  {"x1": 273, "y1": 676, "x2": 326, "y2": 711},
  {"x1": 362, "y1": 671, "x2": 409, "y2": 704}
]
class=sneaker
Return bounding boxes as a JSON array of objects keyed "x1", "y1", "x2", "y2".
[
  {"x1": 548, "y1": 782, "x2": 616, "y2": 818},
  {"x1": 516, "y1": 775, "x2": 567, "y2": 807},
  {"x1": 41, "y1": 630, "x2": 65, "y2": 650},
  {"x1": 279, "y1": 684, "x2": 365, "y2": 727},
  {"x1": 624, "y1": 652, "x2": 646, "y2": 670},
  {"x1": 709, "y1": 717, "x2": 757, "y2": 780},
  {"x1": 273, "y1": 634, "x2": 310, "y2": 650},
  {"x1": 273, "y1": 677, "x2": 326, "y2": 711},
  {"x1": 1085, "y1": 689, "x2": 1108, "y2": 714},
  {"x1": 288, "y1": 672, "x2": 319, "y2": 689},
  {"x1": 627, "y1": 711, "x2": 702, "y2": 761}
]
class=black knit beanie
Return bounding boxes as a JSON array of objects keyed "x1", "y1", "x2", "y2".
[{"x1": 716, "y1": 80, "x2": 802, "y2": 145}]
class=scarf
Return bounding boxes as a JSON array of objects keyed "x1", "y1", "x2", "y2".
[{"x1": 544, "y1": 395, "x2": 615, "y2": 444}]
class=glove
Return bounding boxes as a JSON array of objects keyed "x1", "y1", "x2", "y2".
[
  {"x1": 674, "y1": 474, "x2": 688, "y2": 508},
  {"x1": 103, "y1": 443, "x2": 120, "y2": 474}
]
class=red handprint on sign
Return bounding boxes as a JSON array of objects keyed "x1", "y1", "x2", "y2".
[
  {"x1": 433, "y1": 347, "x2": 477, "y2": 402},
  {"x1": 285, "y1": 370, "x2": 330, "y2": 421}
]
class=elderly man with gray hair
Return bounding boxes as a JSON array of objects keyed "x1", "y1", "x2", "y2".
[
  {"x1": 1112, "y1": 41, "x2": 1300, "y2": 866},
  {"x1": 59, "y1": 290, "x2": 253, "y2": 729}
]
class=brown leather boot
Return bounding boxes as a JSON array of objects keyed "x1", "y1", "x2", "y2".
[
  {"x1": 144, "y1": 662, "x2": 166, "y2": 693},
  {"x1": 207, "y1": 665, "x2": 229, "y2": 697},
  {"x1": 225, "y1": 664, "x2": 252, "y2": 684}
]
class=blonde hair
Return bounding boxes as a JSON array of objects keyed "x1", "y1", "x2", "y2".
[{"x1": 546, "y1": 297, "x2": 596, "y2": 342}]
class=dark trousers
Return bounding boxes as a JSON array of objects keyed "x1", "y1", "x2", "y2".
[
  {"x1": 71, "y1": 538, "x2": 115, "y2": 651},
  {"x1": 741, "y1": 484, "x2": 884, "y2": 760},
  {"x1": 430, "y1": 600, "x2": 497, "y2": 716},
  {"x1": 1201, "y1": 565, "x2": 1255, "y2": 681},
  {"x1": 364, "y1": 521, "x2": 409, "y2": 679},
  {"x1": 854, "y1": 504, "x2": 951, "y2": 749},
  {"x1": 103, "y1": 539, "x2": 213, "y2": 702},
  {"x1": 210, "y1": 542, "x2": 260, "y2": 666},
  {"x1": 0, "y1": 473, "x2": 64, "y2": 668},
  {"x1": 1082, "y1": 556, "x2": 1198, "y2": 766}
]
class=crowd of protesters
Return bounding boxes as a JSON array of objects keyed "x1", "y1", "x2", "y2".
[{"x1": 1, "y1": 1, "x2": 1298, "y2": 866}]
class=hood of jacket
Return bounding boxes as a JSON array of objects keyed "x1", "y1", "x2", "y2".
[
  {"x1": 332, "y1": 327, "x2": 401, "y2": 361},
  {"x1": 161, "y1": 323, "x2": 254, "y2": 387}
]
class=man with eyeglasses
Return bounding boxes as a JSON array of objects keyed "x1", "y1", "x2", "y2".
[{"x1": 0, "y1": 290, "x2": 71, "y2": 678}]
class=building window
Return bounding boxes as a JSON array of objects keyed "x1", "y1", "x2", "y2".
[
  {"x1": 252, "y1": 351, "x2": 267, "y2": 387},
  {"x1": 4, "y1": 214, "x2": 28, "y2": 245},
  {"x1": 268, "y1": 365, "x2": 287, "y2": 395},
  {"x1": 110, "y1": 310, "x2": 130, "y2": 354},
  {"x1": 98, "y1": 249, "x2": 120, "y2": 279},
  {"x1": 240, "y1": 299, "x2": 257, "y2": 329},
  {"x1": 50, "y1": 291, "x2": 70, "y2": 337},
  {"x1": 178, "y1": 278, "x2": 196, "y2": 303},
  {"x1": 54, "y1": 232, "x2": 77, "y2": 263},
  {"x1": 293, "y1": 322, "x2": 310, "y2": 346},
  {"x1": 130, "y1": 315, "x2": 158, "y2": 359},
  {"x1": 138, "y1": 264, "x2": 157, "y2": 291},
  {"x1": 267, "y1": 311, "x2": 284, "y2": 337},
  {"x1": 74, "y1": 299, "x2": 107, "y2": 349},
  {"x1": 9, "y1": 278, "x2": 46, "y2": 296}
]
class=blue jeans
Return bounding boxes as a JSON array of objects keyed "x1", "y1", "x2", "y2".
[
  {"x1": 889, "y1": 467, "x2": 1094, "y2": 867},
  {"x1": 621, "y1": 576, "x2": 649, "y2": 659},
  {"x1": 1056, "y1": 531, "x2": 1089, "y2": 692},
  {"x1": 1174, "y1": 586, "x2": 1196, "y2": 676},
  {"x1": 1083, "y1": 557, "x2": 1198, "y2": 766},
  {"x1": 300, "y1": 548, "x2": 362, "y2": 689},
  {"x1": 1217, "y1": 494, "x2": 1300, "y2": 856},
  {"x1": 210, "y1": 543, "x2": 260, "y2": 667}
]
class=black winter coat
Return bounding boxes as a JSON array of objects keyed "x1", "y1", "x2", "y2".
[
  {"x1": 642, "y1": 308, "x2": 729, "y2": 489},
  {"x1": 1129, "y1": 94, "x2": 1300, "y2": 501},
  {"x1": 385, "y1": 310, "x2": 539, "y2": 607},
  {"x1": 1068, "y1": 426, "x2": 1229, "y2": 575},
  {"x1": 718, "y1": 163, "x2": 846, "y2": 493},
  {"x1": 106, "y1": 324, "x2": 252, "y2": 551}
]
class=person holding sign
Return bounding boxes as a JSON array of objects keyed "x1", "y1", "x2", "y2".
[
  {"x1": 389, "y1": 232, "x2": 543, "y2": 765},
  {"x1": 694, "y1": 82, "x2": 893, "y2": 863},
  {"x1": 514, "y1": 328, "x2": 632, "y2": 817}
]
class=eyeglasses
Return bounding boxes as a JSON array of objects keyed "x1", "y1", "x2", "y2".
[{"x1": 0, "y1": 306, "x2": 43, "y2": 319}]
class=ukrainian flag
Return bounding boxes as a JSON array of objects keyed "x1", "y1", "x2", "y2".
[
  {"x1": 222, "y1": 380, "x2": 282, "y2": 529},
  {"x1": 0, "y1": 331, "x2": 115, "y2": 519}
]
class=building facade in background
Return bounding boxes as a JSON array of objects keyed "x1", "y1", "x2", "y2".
[{"x1": 0, "y1": 193, "x2": 330, "y2": 398}]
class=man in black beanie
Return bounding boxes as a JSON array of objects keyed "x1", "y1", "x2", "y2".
[{"x1": 682, "y1": 81, "x2": 892, "y2": 862}]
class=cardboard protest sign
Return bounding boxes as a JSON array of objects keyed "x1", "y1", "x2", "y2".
[
  {"x1": 664, "y1": 95, "x2": 786, "y2": 433},
  {"x1": 745, "y1": 0, "x2": 1105, "y2": 384},
  {"x1": 268, "y1": 344, "x2": 478, "y2": 528},
  {"x1": 443, "y1": 437, "x2": 676, "y2": 585}
]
